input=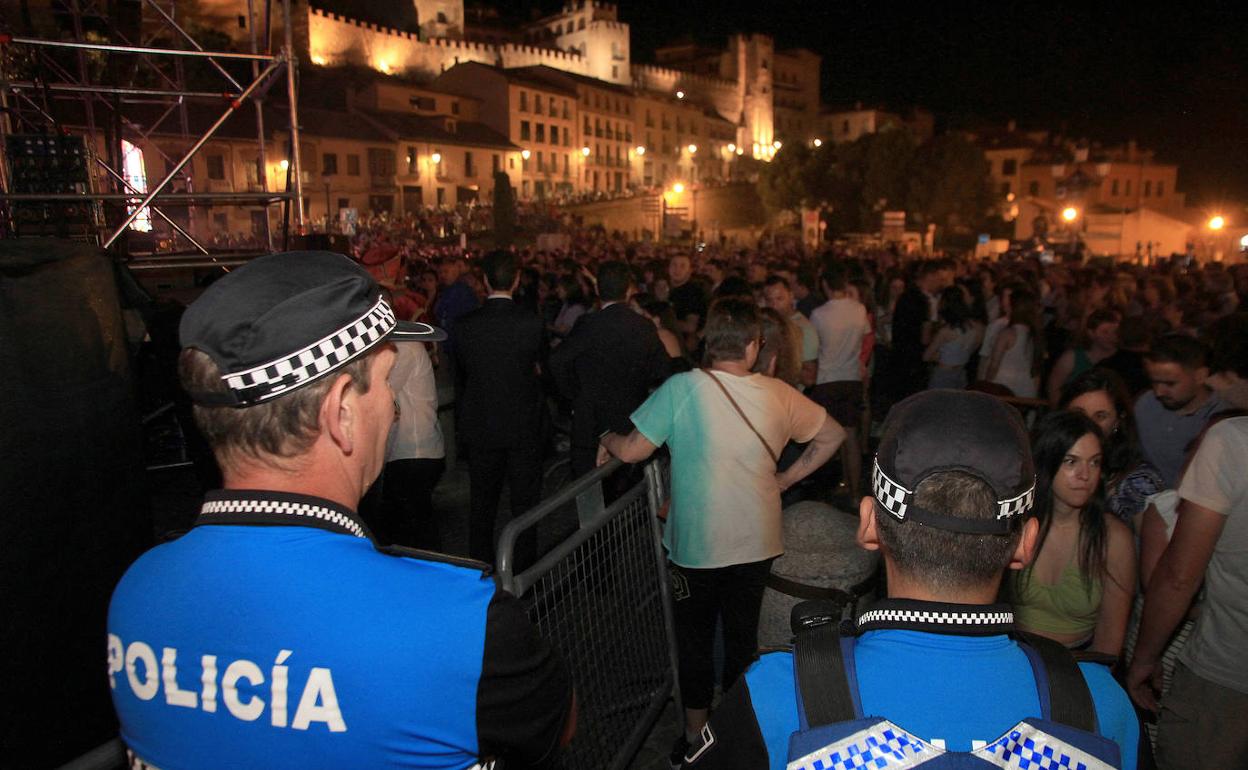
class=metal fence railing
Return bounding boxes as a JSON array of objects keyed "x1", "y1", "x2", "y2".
[{"x1": 497, "y1": 458, "x2": 678, "y2": 770}]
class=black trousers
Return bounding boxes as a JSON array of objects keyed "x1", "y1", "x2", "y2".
[
  {"x1": 380, "y1": 458, "x2": 445, "y2": 550},
  {"x1": 669, "y1": 558, "x2": 775, "y2": 711},
  {"x1": 468, "y1": 444, "x2": 541, "y2": 568}
]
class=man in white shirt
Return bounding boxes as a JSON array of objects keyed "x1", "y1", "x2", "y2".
[{"x1": 809, "y1": 262, "x2": 873, "y2": 501}]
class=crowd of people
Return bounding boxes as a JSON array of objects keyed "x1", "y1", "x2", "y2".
[{"x1": 106, "y1": 221, "x2": 1248, "y2": 769}]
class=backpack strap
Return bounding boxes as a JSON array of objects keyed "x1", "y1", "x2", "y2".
[
  {"x1": 1019, "y1": 632, "x2": 1098, "y2": 734},
  {"x1": 792, "y1": 606, "x2": 858, "y2": 729}
]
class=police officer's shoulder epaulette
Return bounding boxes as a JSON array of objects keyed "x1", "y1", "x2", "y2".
[{"x1": 376, "y1": 543, "x2": 494, "y2": 576}]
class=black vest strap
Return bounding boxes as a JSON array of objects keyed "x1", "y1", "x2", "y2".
[
  {"x1": 793, "y1": 620, "x2": 858, "y2": 728},
  {"x1": 1020, "y1": 632, "x2": 1098, "y2": 733}
]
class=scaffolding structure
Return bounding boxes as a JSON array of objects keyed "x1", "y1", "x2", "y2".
[{"x1": 0, "y1": 0, "x2": 305, "y2": 259}]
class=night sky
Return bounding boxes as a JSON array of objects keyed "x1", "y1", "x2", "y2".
[{"x1": 516, "y1": 0, "x2": 1248, "y2": 206}]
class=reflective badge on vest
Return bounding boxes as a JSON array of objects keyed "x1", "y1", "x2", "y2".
[{"x1": 787, "y1": 718, "x2": 1118, "y2": 770}]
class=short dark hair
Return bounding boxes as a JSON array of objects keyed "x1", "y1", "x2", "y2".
[
  {"x1": 874, "y1": 471, "x2": 1021, "y2": 592},
  {"x1": 1145, "y1": 333, "x2": 1208, "y2": 370},
  {"x1": 481, "y1": 250, "x2": 518, "y2": 291},
  {"x1": 1085, "y1": 308, "x2": 1120, "y2": 331},
  {"x1": 763, "y1": 274, "x2": 791, "y2": 291},
  {"x1": 1206, "y1": 313, "x2": 1248, "y2": 378},
  {"x1": 597, "y1": 260, "x2": 632, "y2": 302},
  {"x1": 703, "y1": 297, "x2": 761, "y2": 365},
  {"x1": 821, "y1": 262, "x2": 848, "y2": 292}
]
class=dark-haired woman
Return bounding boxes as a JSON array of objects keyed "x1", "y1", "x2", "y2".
[
  {"x1": 984, "y1": 288, "x2": 1045, "y2": 399},
  {"x1": 1059, "y1": 368, "x2": 1163, "y2": 528},
  {"x1": 1010, "y1": 411, "x2": 1136, "y2": 656},
  {"x1": 924, "y1": 285, "x2": 984, "y2": 390}
]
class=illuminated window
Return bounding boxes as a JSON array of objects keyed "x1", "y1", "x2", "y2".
[{"x1": 121, "y1": 140, "x2": 152, "y2": 232}]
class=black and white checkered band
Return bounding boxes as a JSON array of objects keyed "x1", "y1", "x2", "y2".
[
  {"x1": 196, "y1": 491, "x2": 368, "y2": 539},
  {"x1": 872, "y1": 457, "x2": 1036, "y2": 522},
  {"x1": 222, "y1": 296, "x2": 396, "y2": 405},
  {"x1": 856, "y1": 599, "x2": 1014, "y2": 636}
]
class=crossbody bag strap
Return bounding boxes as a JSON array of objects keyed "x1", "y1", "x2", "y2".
[
  {"x1": 702, "y1": 368, "x2": 779, "y2": 465},
  {"x1": 1019, "y1": 631, "x2": 1098, "y2": 733}
]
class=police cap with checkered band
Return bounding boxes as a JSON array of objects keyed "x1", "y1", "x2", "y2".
[
  {"x1": 180, "y1": 250, "x2": 445, "y2": 407},
  {"x1": 872, "y1": 390, "x2": 1036, "y2": 535}
]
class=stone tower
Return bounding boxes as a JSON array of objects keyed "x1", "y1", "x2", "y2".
[{"x1": 413, "y1": 0, "x2": 464, "y2": 40}]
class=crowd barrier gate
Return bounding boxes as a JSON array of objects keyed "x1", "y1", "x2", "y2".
[{"x1": 497, "y1": 458, "x2": 679, "y2": 770}]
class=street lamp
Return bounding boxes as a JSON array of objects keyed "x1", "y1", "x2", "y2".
[
  {"x1": 672, "y1": 182, "x2": 685, "y2": 194},
  {"x1": 687, "y1": 144, "x2": 697, "y2": 154},
  {"x1": 431, "y1": 151, "x2": 442, "y2": 164},
  {"x1": 521, "y1": 149, "x2": 531, "y2": 160},
  {"x1": 581, "y1": 146, "x2": 591, "y2": 157},
  {"x1": 635, "y1": 145, "x2": 646, "y2": 156},
  {"x1": 812, "y1": 138, "x2": 822, "y2": 147},
  {"x1": 1062, "y1": 206, "x2": 1079, "y2": 223},
  {"x1": 279, "y1": 159, "x2": 289, "y2": 171},
  {"x1": 773, "y1": 140, "x2": 782, "y2": 150},
  {"x1": 675, "y1": 90, "x2": 685, "y2": 99},
  {"x1": 727, "y1": 143, "x2": 736, "y2": 153},
  {"x1": 1209, "y1": 215, "x2": 1226, "y2": 230}
]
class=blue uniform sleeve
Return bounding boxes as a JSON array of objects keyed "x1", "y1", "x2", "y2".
[{"x1": 1079, "y1": 662, "x2": 1140, "y2": 770}]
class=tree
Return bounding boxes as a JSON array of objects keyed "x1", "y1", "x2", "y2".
[
  {"x1": 757, "y1": 142, "x2": 815, "y2": 220},
  {"x1": 906, "y1": 134, "x2": 993, "y2": 244},
  {"x1": 492, "y1": 171, "x2": 516, "y2": 247}
]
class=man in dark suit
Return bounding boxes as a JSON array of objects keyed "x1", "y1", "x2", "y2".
[
  {"x1": 550, "y1": 261, "x2": 672, "y2": 479},
  {"x1": 453, "y1": 250, "x2": 544, "y2": 567}
]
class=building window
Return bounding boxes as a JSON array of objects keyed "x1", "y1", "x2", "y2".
[
  {"x1": 1125, "y1": 179, "x2": 1132, "y2": 196},
  {"x1": 563, "y1": 100, "x2": 570, "y2": 119},
  {"x1": 519, "y1": 91, "x2": 528, "y2": 112},
  {"x1": 493, "y1": 154, "x2": 500, "y2": 173},
  {"x1": 237, "y1": 14, "x2": 247, "y2": 28},
  {"x1": 509, "y1": 157, "x2": 515, "y2": 170},
  {"x1": 347, "y1": 154, "x2": 361, "y2": 176},
  {"x1": 550, "y1": 125, "x2": 558, "y2": 145},
  {"x1": 1002, "y1": 159, "x2": 1017, "y2": 176},
  {"x1": 535, "y1": 94, "x2": 543, "y2": 114},
  {"x1": 842, "y1": 120, "x2": 850, "y2": 134},
  {"x1": 367, "y1": 148, "x2": 396, "y2": 177},
  {"x1": 1144, "y1": 180, "x2": 1152, "y2": 197},
  {"x1": 322, "y1": 153, "x2": 338, "y2": 176},
  {"x1": 1156, "y1": 181, "x2": 1164, "y2": 197},
  {"x1": 1112, "y1": 179, "x2": 1119, "y2": 195},
  {"x1": 451, "y1": 101, "x2": 460, "y2": 115},
  {"x1": 337, "y1": 198, "x2": 350, "y2": 210},
  {"x1": 465, "y1": 152, "x2": 475, "y2": 177},
  {"x1": 521, "y1": 120, "x2": 531, "y2": 140},
  {"x1": 436, "y1": 187, "x2": 445, "y2": 205},
  {"x1": 578, "y1": 18, "x2": 585, "y2": 30},
  {"x1": 522, "y1": 156, "x2": 530, "y2": 172},
  {"x1": 411, "y1": 96, "x2": 435, "y2": 111},
  {"x1": 537, "y1": 151, "x2": 544, "y2": 172},
  {"x1": 207, "y1": 154, "x2": 225, "y2": 180},
  {"x1": 536, "y1": 123, "x2": 546, "y2": 143},
  {"x1": 612, "y1": 65, "x2": 618, "y2": 79},
  {"x1": 522, "y1": 180, "x2": 530, "y2": 197},
  {"x1": 1028, "y1": 181, "x2": 1039, "y2": 196},
  {"x1": 407, "y1": 146, "x2": 417, "y2": 174}
]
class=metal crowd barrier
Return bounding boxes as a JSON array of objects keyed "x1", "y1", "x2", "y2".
[{"x1": 497, "y1": 458, "x2": 679, "y2": 770}]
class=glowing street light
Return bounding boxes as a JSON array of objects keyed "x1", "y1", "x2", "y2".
[
  {"x1": 687, "y1": 144, "x2": 697, "y2": 154},
  {"x1": 431, "y1": 151, "x2": 442, "y2": 164},
  {"x1": 1240, "y1": 234, "x2": 1248, "y2": 249},
  {"x1": 521, "y1": 149, "x2": 531, "y2": 160},
  {"x1": 773, "y1": 140, "x2": 782, "y2": 150},
  {"x1": 736, "y1": 147, "x2": 744, "y2": 156},
  {"x1": 278, "y1": 159, "x2": 289, "y2": 171},
  {"x1": 675, "y1": 90, "x2": 685, "y2": 99},
  {"x1": 672, "y1": 182, "x2": 685, "y2": 194},
  {"x1": 635, "y1": 145, "x2": 646, "y2": 156},
  {"x1": 1061, "y1": 206, "x2": 1079, "y2": 222},
  {"x1": 727, "y1": 143, "x2": 736, "y2": 153},
  {"x1": 1209, "y1": 215, "x2": 1226, "y2": 230},
  {"x1": 812, "y1": 138, "x2": 822, "y2": 147},
  {"x1": 581, "y1": 146, "x2": 591, "y2": 157}
]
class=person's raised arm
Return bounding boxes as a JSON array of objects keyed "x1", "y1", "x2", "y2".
[{"x1": 984, "y1": 326, "x2": 1015, "y2": 384}]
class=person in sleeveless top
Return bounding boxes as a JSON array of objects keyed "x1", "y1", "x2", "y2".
[
  {"x1": 1047, "y1": 309, "x2": 1120, "y2": 405},
  {"x1": 924, "y1": 286, "x2": 984, "y2": 390},
  {"x1": 1010, "y1": 411, "x2": 1136, "y2": 656},
  {"x1": 984, "y1": 289, "x2": 1045, "y2": 399}
]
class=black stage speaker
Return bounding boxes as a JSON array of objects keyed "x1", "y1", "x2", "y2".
[
  {"x1": 4, "y1": 134, "x2": 102, "y2": 239},
  {"x1": 0, "y1": 238, "x2": 152, "y2": 766}
]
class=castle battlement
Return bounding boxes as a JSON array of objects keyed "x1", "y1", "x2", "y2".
[
  {"x1": 499, "y1": 42, "x2": 584, "y2": 62},
  {"x1": 632, "y1": 63, "x2": 735, "y2": 92}
]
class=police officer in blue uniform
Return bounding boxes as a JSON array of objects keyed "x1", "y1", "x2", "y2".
[
  {"x1": 681, "y1": 390, "x2": 1142, "y2": 770},
  {"x1": 108, "y1": 251, "x2": 575, "y2": 769}
]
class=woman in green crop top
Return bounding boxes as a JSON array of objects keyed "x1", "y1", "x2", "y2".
[{"x1": 1010, "y1": 411, "x2": 1136, "y2": 656}]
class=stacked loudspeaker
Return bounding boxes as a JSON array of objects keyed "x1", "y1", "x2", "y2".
[{"x1": 5, "y1": 133, "x2": 102, "y2": 239}]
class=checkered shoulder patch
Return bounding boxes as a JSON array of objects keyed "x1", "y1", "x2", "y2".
[
  {"x1": 976, "y1": 722, "x2": 1116, "y2": 770},
  {"x1": 787, "y1": 720, "x2": 940, "y2": 770},
  {"x1": 222, "y1": 296, "x2": 396, "y2": 405}
]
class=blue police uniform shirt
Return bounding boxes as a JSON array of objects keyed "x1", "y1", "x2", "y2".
[
  {"x1": 108, "y1": 490, "x2": 570, "y2": 770},
  {"x1": 686, "y1": 629, "x2": 1139, "y2": 770}
]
